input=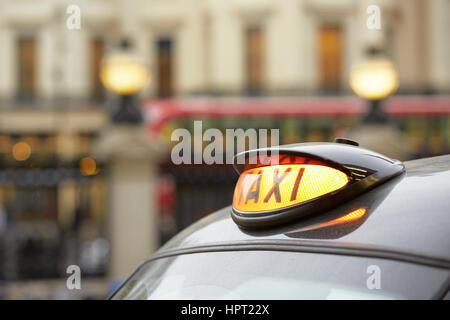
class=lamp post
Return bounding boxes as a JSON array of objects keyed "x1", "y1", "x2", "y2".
[
  {"x1": 95, "y1": 41, "x2": 164, "y2": 281},
  {"x1": 100, "y1": 41, "x2": 150, "y2": 123},
  {"x1": 348, "y1": 52, "x2": 410, "y2": 160}
]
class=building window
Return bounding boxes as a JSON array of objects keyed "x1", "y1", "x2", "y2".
[
  {"x1": 91, "y1": 39, "x2": 105, "y2": 101},
  {"x1": 157, "y1": 38, "x2": 174, "y2": 97},
  {"x1": 17, "y1": 37, "x2": 37, "y2": 101},
  {"x1": 318, "y1": 25, "x2": 343, "y2": 93},
  {"x1": 245, "y1": 26, "x2": 265, "y2": 95}
]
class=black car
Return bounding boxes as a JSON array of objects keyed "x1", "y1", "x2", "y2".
[{"x1": 111, "y1": 141, "x2": 450, "y2": 300}]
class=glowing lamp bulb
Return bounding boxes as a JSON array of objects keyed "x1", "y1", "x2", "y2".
[{"x1": 349, "y1": 58, "x2": 399, "y2": 101}]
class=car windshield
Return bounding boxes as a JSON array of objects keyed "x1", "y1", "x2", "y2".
[{"x1": 111, "y1": 250, "x2": 448, "y2": 300}]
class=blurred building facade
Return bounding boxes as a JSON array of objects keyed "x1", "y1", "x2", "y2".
[
  {"x1": 0, "y1": 0, "x2": 449, "y2": 297},
  {"x1": 0, "y1": 0, "x2": 449, "y2": 101}
]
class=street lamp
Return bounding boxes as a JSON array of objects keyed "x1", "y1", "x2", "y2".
[
  {"x1": 96, "y1": 40, "x2": 163, "y2": 279},
  {"x1": 349, "y1": 56, "x2": 399, "y2": 122},
  {"x1": 100, "y1": 41, "x2": 150, "y2": 124},
  {"x1": 347, "y1": 51, "x2": 409, "y2": 160}
]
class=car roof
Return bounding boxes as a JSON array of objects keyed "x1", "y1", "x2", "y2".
[{"x1": 154, "y1": 155, "x2": 450, "y2": 269}]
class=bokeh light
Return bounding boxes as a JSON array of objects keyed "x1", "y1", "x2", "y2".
[
  {"x1": 349, "y1": 58, "x2": 399, "y2": 101},
  {"x1": 12, "y1": 141, "x2": 32, "y2": 161},
  {"x1": 80, "y1": 156, "x2": 97, "y2": 176}
]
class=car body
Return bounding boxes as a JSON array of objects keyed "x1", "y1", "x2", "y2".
[{"x1": 111, "y1": 144, "x2": 450, "y2": 300}]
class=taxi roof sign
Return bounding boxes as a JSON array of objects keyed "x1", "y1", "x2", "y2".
[
  {"x1": 231, "y1": 142, "x2": 404, "y2": 229},
  {"x1": 233, "y1": 164, "x2": 349, "y2": 212}
]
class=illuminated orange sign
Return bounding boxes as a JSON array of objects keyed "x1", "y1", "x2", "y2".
[{"x1": 232, "y1": 164, "x2": 349, "y2": 212}]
